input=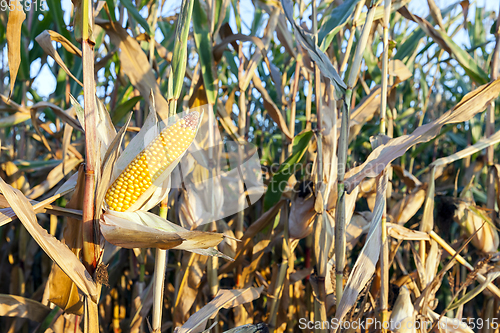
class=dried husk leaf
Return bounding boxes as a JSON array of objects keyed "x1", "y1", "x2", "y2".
[
  {"x1": 101, "y1": 210, "x2": 228, "y2": 258},
  {"x1": 454, "y1": 202, "x2": 500, "y2": 253},
  {"x1": 389, "y1": 186, "x2": 426, "y2": 224},
  {"x1": 389, "y1": 286, "x2": 415, "y2": 333},
  {"x1": 288, "y1": 187, "x2": 316, "y2": 239}
]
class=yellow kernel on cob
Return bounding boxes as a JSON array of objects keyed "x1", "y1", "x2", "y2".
[{"x1": 105, "y1": 111, "x2": 199, "y2": 212}]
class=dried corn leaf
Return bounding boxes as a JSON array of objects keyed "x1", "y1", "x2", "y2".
[
  {"x1": 47, "y1": 166, "x2": 85, "y2": 315},
  {"x1": 25, "y1": 157, "x2": 82, "y2": 200},
  {"x1": 177, "y1": 287, "x2": 264, "y2": 333},
  {"x1": 345, "y1": 79, "x2": 500, "y2": 192},
  {"x1": 43, "y1": 30, "x2": 82, "y2": 56},
  {"x1": 0, "y1": 294, "x2": 50, "y2": 322},
  {"x1": 281, "y1": 0, "x2": 346, "y2": 99},
  {"x1": 6, "y1": 6, "x2": 26, "y2": 96},
  {"x1": 454, "y1": 203, "x2": 500, "y2": 253},
  {"x1": 252, "y1": 74, "x2": 293, "y2": 141},
  {"x1": 35, "y1": 31, "x2": 83, "y2": 86},
  {"x1": 97, "y1": 20, "x2": 169, "y2": 119},
  {"x1": 387, "y1": 223, "x2": 430, "y2": 240},
  {"x1": 0, "y1": 177, "x2": 97, "y2": 301},
  {"x1": 0, "y1": 112, "x2": 31, "y2": 128},
  {"x1": 388, "y1": 59, "x2": 412, "y2": 82}
]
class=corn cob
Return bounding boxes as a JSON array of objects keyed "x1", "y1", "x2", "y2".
[{"x1": 105, "y1": 111, "x2": 199, "y2": 212}]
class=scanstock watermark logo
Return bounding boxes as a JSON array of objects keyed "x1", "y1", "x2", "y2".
[{"x1": 138, "y1": 104, "x2": 265, "y2": 226}]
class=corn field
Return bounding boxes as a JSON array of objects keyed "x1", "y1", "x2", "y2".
[{"x1": 1, "y1": 0, "x2": 500, "y2": 331}]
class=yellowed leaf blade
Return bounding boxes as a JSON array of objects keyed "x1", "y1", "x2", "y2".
[
  {"x1": 431, "y1": 128, "x2": 500, "y2": 168},
  {"x1": 345, "y1": 79, "x2": 500, "y2": 192},
  {"x1": 0, "y1": 294, "x2": 50, "y2": 322},
  {"x1": 0, "y1": 177, "x2": 97, "y2": 301},
  {"x1": 35, "y1": 31, "x2": 83, "y2": 86},
  {"x1": 6, "y1": 7, "x2": 26, "y2": 96},
  {"x1": 48, "y1": 167, "x2": 85, "y2": 315},
  {"x1": 0, "y1": 112, "x2": 31, "y2": 128},
  {"x1": 46, "y1": 30, "x2": 82, "y2": 56},
  {"x1": 178, "y1": 287, "x2": 263, "y2": 333}
]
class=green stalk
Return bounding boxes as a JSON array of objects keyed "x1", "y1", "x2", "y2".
[
  {"x1": 335, "y1": 1, "x2": 378, "y2": 306},
  {"x1": 152, "y1": 200, "x2": 169, "y2": 333}
]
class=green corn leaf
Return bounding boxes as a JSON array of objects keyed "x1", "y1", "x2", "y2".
[
  {"x1": 168, "y1": 0, "x2": 195, "y2": 102},
  {"x1": 193, "y1": 0, "x2": 217, "y2": 105},
  {"x1": 120, "y1": 0, "x2": 151, "y2": 35},
  {"x1": 263, "y1": 131, "x2": 313, "y2": 211},
  {"x1": 318, "y1": 0, "x2": 362, "y2": 51},
  {"x1": 112, "y1": 95, "x2": 143, "y2": 123}
]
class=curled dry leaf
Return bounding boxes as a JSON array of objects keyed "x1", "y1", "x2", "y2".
[
  {"x1": 388, "y1": 59, "x2": 412, "y2": 82},
  {"x1": 35, "y1": 31, "x2": 83, "y2": 86},
  {"x1": 6, "y1": 5, "x2": 26, "y2": 96},
  {"x1": 345, "y1": 79, "x2": 500, "y2": 192},
  {"x1": 0, "y1": 294, "x2": 51, "y2": 322},
  {"x1": 0, "y1": 177, "x2": 97, "y2": 302},
  {"x1": 177, "y1": 286, "x2": 264, "y2": 333}
]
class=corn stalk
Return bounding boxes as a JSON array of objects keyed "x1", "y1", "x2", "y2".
[
  {"x1": 336, "y1": 1, "x2": 378, "y2": 305},
  {"x1": 379, "y1": 0, "x2": 392, "y2": 330},
  {"x1": 81, "y1": 0, "x2": 99, "y2": 330}
]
